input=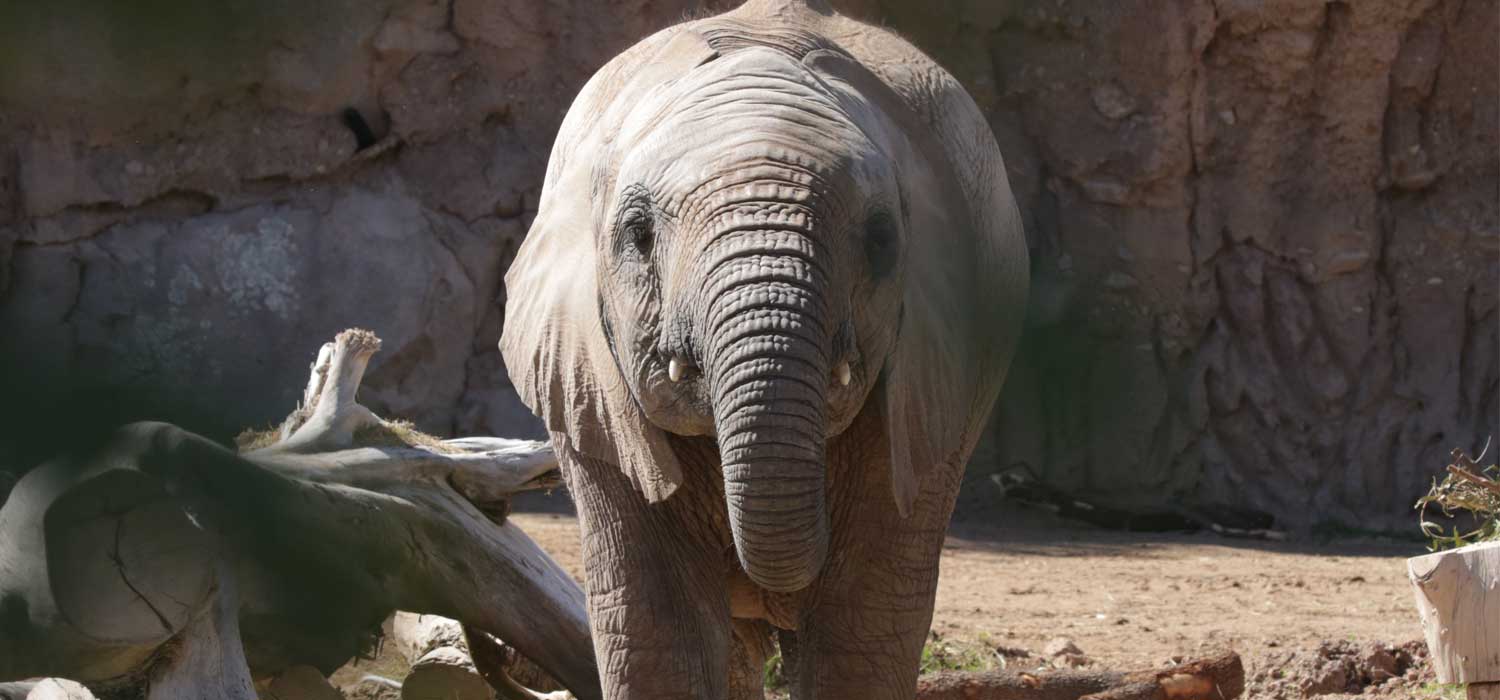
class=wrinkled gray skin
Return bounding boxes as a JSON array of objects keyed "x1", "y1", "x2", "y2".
[{"x1": 500, "y1": 1, "x2": 1028, "y2": 697}]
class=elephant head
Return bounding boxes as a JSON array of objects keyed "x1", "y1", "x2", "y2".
[{"x1": 502, "y1": 16, "x2": 1026, "y2": 592}]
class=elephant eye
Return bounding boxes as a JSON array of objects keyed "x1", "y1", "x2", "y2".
[
  {"x1": 626, "y1": 218, "x2": 653, "y2": 255},
  {"x1": 864, "y1": 210, "x2": 897, "y2": 279},
  {"x1": 617, "y1": 205, "x2": 655, "y2": 258}
]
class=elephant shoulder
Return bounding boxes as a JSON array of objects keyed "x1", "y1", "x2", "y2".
[{"x1": 826, "y1": 19, "x2": 1022, "y2": 252}]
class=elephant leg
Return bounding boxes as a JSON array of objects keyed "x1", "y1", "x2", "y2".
[
  {"x1": 559, "y1": 443, "x2": 733, "y2": 700},
  {"x1": 728, "y1": 618, "x2": 773, "y2": 700},
  {"x1": 788, "y1": 446, "x2": 963, "y2": 699},
  {"x1": 787, "y1": 563, "x2": 939, "y2": 699}
]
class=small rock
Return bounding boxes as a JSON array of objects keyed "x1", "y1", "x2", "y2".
[
  {"x1": 1103, "y1": 271, "x2": 1139, "y2": 290},
  {"x1": 1300, "y1": 665, "x2": 1347, "y2": 696},
  {"x1": 1360, "y1": 644, "x2": 1398, "y2": 682},
  {"x1": 1054, "y1": 652, "x2": 1092, "y2": 668},
  {"x1": 1219, "y1": 109, "x2": 1236, "y2": 125},
  {"x1": 1091, "y1": 82, "x2": 1138, "y2": 120},
  {"x1": 1043, "y1": 637, "x2": 1084, "y2": 658},
  {"x1": 341, "y1": 675, "x2": 402, "y2": 700}
]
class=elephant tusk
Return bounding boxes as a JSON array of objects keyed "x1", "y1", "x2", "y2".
[
  {"x1": 835, "y1": 362, "x2": 851, "y2": 387},
  {"x1": 669, "y1": 357, "x2": 685, "y2": 383}
]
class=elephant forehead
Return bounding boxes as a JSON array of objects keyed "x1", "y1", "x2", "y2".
[{"x1": 614, "y1": 48, "x2": 877, "y2": 197}]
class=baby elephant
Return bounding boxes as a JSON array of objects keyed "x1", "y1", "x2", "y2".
[{"x1": 501, "y1": 0, "x2": 1028, "y2": 697}]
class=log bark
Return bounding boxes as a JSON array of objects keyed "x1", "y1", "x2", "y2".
[
  {"x1": 465, "y1": 625, "x2": 571, "y2": 700},
  {"x1": 0, "y1": 330, "x2": 597, "y2": 700},
  {"x1": 915, "y1": 651, "x2": 1243, "y2": 700},
  {"x1": 1409, "y1": 541, "x2": 1500, "y2": 684},
  {"x1": 396, "y1": 613, "x2": 576, "y2": 700}
]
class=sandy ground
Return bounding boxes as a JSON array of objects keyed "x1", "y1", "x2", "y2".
[
  {"x1": 507, "y1": 505, "x2": 1423, "y2": 671},
  {"x1": 336, "y1": 496, "x2": 1434, "y2": 698}
]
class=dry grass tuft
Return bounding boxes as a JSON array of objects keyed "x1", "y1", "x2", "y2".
[
  {"x1": 234, "y1": 425, "x2": 281, "y2": 452},
  {"x1": 353, "y1": 419, "x2": 461, "y2": 454},
  {"x1": 1417, "y1": 442, "x2": 1500, "y2": 551}
]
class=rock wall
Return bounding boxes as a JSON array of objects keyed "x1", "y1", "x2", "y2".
[{"x1": 1, "y1": 0, "x2": 1494, "y2": 529}]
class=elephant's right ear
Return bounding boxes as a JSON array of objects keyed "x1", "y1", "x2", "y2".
[{"x1": 500, "y1": 28, "x2": 719, "y2": 502}]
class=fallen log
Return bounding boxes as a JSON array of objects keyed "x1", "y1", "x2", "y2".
[
  {"x1": 1469, "y1": 682, "x2": 1500, "y2": 700},
  {"x1": 0, "y1": 330, "x2": 598, "y2": 700},
  {"x1": 0, "y1": 680, "x2": 94, "y2": 700},
  {"x1": 915, "y1": 650, "x2": 1244, "y2": 700},
  {"x1": 390, "y1": 612, "x2": 495, "y2": 700}
]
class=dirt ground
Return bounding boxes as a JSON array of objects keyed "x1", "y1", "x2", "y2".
[
  {"x1": 336, "y1": 495, "x2": 1442, "y2": 698},
  {"x1": 495, "y1": 497, "x2": 1439, "y2": 698}
]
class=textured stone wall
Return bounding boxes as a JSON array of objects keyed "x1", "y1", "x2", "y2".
[{"x1": 0, "y1": 0, "x2": 1494, "y2": 529}]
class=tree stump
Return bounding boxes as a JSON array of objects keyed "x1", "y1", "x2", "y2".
[{"x1": 1409, "y1": 541, "x2": 1500, "y2": 687}]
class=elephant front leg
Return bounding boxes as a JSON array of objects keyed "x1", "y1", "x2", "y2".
[
  {"x1": 728, "y1": 618, "x2": 774, "y2": 700},
  {"x1": 561, "y1": 445, "x2": 734, "y2": 700},
  {"x1": 787, "y1": 569, "x2": 939, "y2": 699},
  {"x1": 786, "y1": 459, "x2": 960, "y2": 699}
]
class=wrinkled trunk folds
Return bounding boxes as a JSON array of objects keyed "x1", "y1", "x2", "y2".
[{"x1": 704, "y1": 226, "x2": 831, "y2": 593}]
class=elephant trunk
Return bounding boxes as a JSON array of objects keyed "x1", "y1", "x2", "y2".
[{"x1": 703, "y1": 227, "x2": 832, "y2": 593}]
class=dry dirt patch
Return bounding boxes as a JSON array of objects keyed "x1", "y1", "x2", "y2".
[{"x1": 501, "y1": 503, "x2": 1430, "y2": 697}]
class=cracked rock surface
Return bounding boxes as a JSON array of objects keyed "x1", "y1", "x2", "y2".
[{"x1": 0, "y1": 0, "x2": 1494, "y2": 529}]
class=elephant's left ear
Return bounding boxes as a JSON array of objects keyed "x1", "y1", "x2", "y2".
[{"x1": 804, "y1": 48, "x2": 1029, "y2": 517}]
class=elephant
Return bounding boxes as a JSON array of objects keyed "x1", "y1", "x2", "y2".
[{"x1": 499, "y1": 0, "x2": 1028, "y2": 697}]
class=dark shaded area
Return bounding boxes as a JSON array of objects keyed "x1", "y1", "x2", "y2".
[
  {"x1": 0, "y1": 357, "x2": 241, "y2": 505},
  {"x1": 0, "y1": 0, "x2": 1494, "y2": 530},
  {"x1": 341, "y1": 108, "x2": 378, "y2": 151}
]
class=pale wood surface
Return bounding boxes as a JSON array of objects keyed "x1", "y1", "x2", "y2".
[{"x1": 1409, "y1": 541, "x2": 1500, "y2": 684}]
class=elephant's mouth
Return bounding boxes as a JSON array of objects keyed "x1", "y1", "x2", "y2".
[{"x1": 634, "y1": 323, "x2": 872, "y2": 444}]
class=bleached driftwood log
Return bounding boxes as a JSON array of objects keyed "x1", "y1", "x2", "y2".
[
  {"x1": 0, "y1": 680, "x2": 95, "y2": 700},
  {"x1": 390, "y1": 612, "x2": 496, "y2": 700},
  {"x1": 1409, "y1": 540, "x2": 1500, "y2": 688},
  {"x1": 914, "y1": 650, "x2": 1244, "y2": 700},
  {"x1": 0, "y1": 330, "x2": 597, "y2": 700},
  {"x1": 388, "y1": 612, "x2": 571, "y2": 700}
]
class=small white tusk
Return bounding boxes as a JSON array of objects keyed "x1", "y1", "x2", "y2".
[
  {"x1": 669, "y1": 357, "x2": 684, "y2": 383},
  {"x1": 835, "y1": 362, "x2": 851, "y2": 387}
]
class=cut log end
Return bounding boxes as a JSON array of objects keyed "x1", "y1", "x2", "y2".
[
  {"x1": 1409, "y1": 541, "x2": 1500, "y2": 684},
  {"x1": 336, "y1": 328, "x2": 383, "y2": 355}
]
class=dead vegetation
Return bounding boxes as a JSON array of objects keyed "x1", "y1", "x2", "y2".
[{"x1": 1416, "y1": 442, "x2": 1500, "y2": 550}]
